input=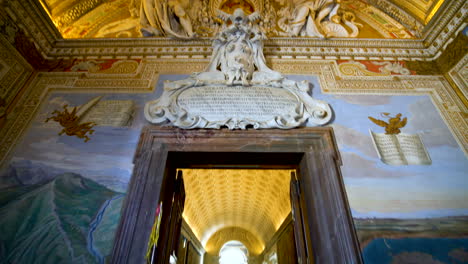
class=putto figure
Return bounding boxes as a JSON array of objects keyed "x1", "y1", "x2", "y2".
[
  {"x1": 276, "y1": 0, "x2": 361, "y2": 38},
  {"x1": 139, "y1": 0, "x2": 198, "y2": 39}
]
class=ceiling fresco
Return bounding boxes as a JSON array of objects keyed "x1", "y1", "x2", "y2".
[
  {"x1": 181, "y1": 169, "x2": 292, "y2": 255},
  {"x1": 35, "y1": 0, "x2": 446, "y2": 39}
]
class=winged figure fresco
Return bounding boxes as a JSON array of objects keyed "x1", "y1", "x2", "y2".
[
  {"x1": 45, "y1": 97, "x2": 102, "y2": 142},
  {"x1": 368, "y1": 112, "x2": 407, "y2": 135}
]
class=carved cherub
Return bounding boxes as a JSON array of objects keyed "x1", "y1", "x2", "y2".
[
  {"x1": 368, "y1": 113, "x2": 407, "y2": 135},
  {"x1": 139, "y1": 0, "x2": 199, "y2": 39},
  {"x1": 45, "y1": 105, "x2": 96, "y2": 142},
  {"x1": 276, "y1": 0, "x2": 360, "y2": 38}
]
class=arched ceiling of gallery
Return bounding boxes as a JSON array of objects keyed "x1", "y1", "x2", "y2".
[
  {"x1": 204, "y1": 227, "x2": 264, "y2": 256},
  {"x1": 1, "y1": 0, "x2": 465, "y2": 61},
  {"x1": 181, "y1": 169, "x2": 292, "y2": 254},
  {"x1": 40, "y1": 0, "x2": 434, "y2": 39}
]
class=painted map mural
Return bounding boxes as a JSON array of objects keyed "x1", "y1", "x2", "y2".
[{"x1": 0, "y1": 75, "x2": 467, "y2": 263}]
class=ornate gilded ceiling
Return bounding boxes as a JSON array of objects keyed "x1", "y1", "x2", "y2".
[
  {"x1": 36, "y1": 0, "x2": 447, "y2": 39},
  {"x1": 181, "y1": 169, "x2": 292, "y2": 255},
  {"x1": 389, "y1": 0, "x2": 445, "y2": 24},
  {"x1": 1, "y1": 0, "x2": 464, "y2": 62}
]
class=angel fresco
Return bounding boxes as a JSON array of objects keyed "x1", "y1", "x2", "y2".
[
  {"x1": 44, "y1": 96, "x2": 135, "y2": 142},
  {"x1": 45, "y1": 105, "x2": 96, "y2": 142},
  {"x1": 139, "y1": 0, "x2": 200, "y2": 39}
]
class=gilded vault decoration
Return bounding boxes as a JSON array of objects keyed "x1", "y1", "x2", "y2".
[
  {"x1": 181, "y1": 169, "x2": 292, "y2": 255},
  {"x1": 1, "y1": 0, "x2": 465, "y2": 62},
  {"x1": 37, "y1": 0, "x2": 425, "y2": 39}
]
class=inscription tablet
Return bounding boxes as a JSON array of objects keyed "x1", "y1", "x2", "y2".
[{"x1": 178, "y1": 86, "x2": 298, "y2": 121}]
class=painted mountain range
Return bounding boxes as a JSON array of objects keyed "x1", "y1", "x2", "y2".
[{"x1": 0, "y1": 171, "x2": 124, "y2": 264}]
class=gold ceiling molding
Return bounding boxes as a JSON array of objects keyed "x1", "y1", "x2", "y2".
[
  {"x1": 1, "y1": 0, "x2": 466, "y2": 61},
  {"x1": 366, "y1": 0, "x2": 424, "y2": 35},
  {"x1": 349, "y1": 1, "x2": 415, "y2": 39},
  {"x1": 446, "y1": 53, "x2": 468, "y2": 107},
  {"x1": 388, "y1": 0, "x2": 446, "y2": 25},
  {"x1": 0, "y1": 59, "x2": 466, "y2": 166},
  {"x1": 181, "y1": 169, "x2": 292, "y2": 252},
  {"x1": 39, "y1": 0, "x2": 104, "y2": 28}
]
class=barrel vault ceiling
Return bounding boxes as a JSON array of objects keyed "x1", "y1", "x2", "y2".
[
  {"x1": 38, "y1": 0, "x2": 446, "y2": 39},
  {"x1": 1, "y1": 0, "x2": 465, "y2": 61},
  {"x1": 181, "y1": 169, "x2": 293, "y2": 256}
]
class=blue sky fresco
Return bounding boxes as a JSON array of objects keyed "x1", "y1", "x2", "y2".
[
  {"x1": 299, "y1": 75, "x2": 468, "y2": 219},
  {"x1": 5, "y1": 74, "x2": 468, "y2": 218}
]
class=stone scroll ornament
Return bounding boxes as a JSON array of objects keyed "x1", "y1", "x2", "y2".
[{"x1": 145, "y1": 8, "x2": 332, "y2": 129}]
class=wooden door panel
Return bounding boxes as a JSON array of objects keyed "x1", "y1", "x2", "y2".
[
  {"x1": 111, "y1": 127, "x2": 362, "y2": 264},
  {"x1": 290, "y1": 171, "x2": 310, "y2": 264},
  {"x1": 153, "y1": 170, "x2": 186, "y2": 263}
]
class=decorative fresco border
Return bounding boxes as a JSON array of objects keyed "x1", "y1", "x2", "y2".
[
  {"x1": 0, "y1": 59, "x2": 466, "y2": 167},
  {"x1": 0, "y1": 35, "x2": 34, "y2": 112},
  {"x1": 447, "y1": 53, "x2": 468, "y2": 102},
  {"x1": 2, "y1": 0, "x2": 467, "y2": 61}
]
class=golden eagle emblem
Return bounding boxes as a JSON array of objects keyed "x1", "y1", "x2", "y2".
[
  {"x1": 368, "y1": 113, "x2": 407, "y2": 135},
  {"x1": 45, "y1": 104, "x2": 96, "y2": 142}
]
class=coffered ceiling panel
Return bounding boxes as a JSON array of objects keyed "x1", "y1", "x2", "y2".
[{"x1": 181, "y1": 169, "x2": 292, "y2": 253}]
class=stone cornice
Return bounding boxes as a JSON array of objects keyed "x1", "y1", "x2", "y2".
[{"x1": 3, "y1": 0, "x2": 467, "y2": 61}]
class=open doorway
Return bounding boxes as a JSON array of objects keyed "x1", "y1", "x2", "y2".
[
  {"x1": 174, "y1": 168, "x2": 298, "y2": 264},
  {"x1": 110, "y1": 127, "x2": 362, "y2": 264}
]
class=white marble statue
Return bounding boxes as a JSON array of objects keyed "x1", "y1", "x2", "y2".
[
  {"x1": 144, "y1": 8, "x2": 333, "y2": 129},
  {"x1": 139, "y1": 0, "x2": 198, "y2": 39},
  {"x1": 276, "y1": 0, "x2": 361, "y2": 38}
]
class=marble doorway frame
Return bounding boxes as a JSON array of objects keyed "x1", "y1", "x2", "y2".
[{"x1": 110, "y1": 126, "x2": 363, "y2": 264}]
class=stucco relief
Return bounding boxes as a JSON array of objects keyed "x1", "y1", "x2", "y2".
[
  {"x1": 139, "y1": 0, "x2": 199, "y2": 39},
  {"x1": 144, "y1": 9, "x2": 332, "y2": 129},
  {"x1": 275, "y1": 0, "x2": 361, "y2": 38}
]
